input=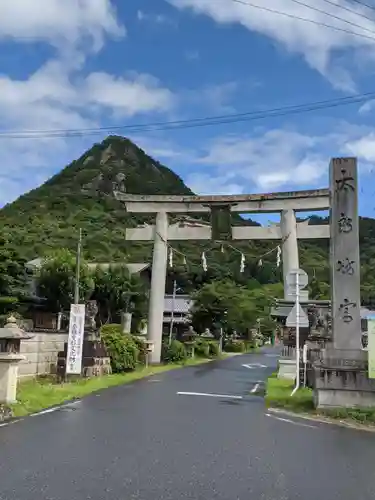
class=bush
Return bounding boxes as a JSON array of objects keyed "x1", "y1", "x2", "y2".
[
  {"x1": 162, "y1": 340, "x2": 187, "y2": 363},
  {"x1": 244, "y1": 340, "x2": 255, "y2": 352},
  {"x1": 224, "y1": 340, "x2": 245, "y2": 353},
  {"x1": 101, "y1": 324, "x2": 139, "y2": 372},
  {"x1": 194, "y1": 337, "x2": 210, "y2": 358},
  {"x1": 208, "y1": 341, "x2": 220, "y2": 358},
  {"x1": 132, "y1": 336, "x2": 148, "y2": 363}
]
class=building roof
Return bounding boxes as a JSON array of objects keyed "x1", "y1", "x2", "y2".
[
  {"x1": 87, "y1": 263, "x2": 150, "y2": 274},
  {"x1": 25, "y1": 259, "x2": 150, "y2": 275},
  {"x1": 164, "y1": 295, "x2": 193, "y2": 314},
  {"x1": 271, "y1": 303, "x2": 374, "y2": 319}
]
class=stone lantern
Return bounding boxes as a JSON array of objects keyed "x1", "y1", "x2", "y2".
[{"x1": 0, "y1": 315, "x2": 30, "y2": 403}]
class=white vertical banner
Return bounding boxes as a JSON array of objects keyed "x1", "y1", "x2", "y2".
[{"x1": 66, "y1": 304, "x2": 85, "y2": 375}]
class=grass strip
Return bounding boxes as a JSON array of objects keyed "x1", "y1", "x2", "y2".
[{"x1": 11, "y1": 358, "x2": 211, "y2": 417}]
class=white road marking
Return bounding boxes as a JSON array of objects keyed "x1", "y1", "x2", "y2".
[
  {"x1": 30, "y1": 407, "x2": 60, "y2": 417},
  {"x1": 251, "y1": 383, "x2": 260, "y2": 394},
  {"x1": 177, "y1": 391, "x2": 243, "y2": 400},
  {"x1": 242, "y1": 363, "x2": 267, "y2": 369},
  {"x1": 265, "y1": 354, "x2": 279, "y2": 358},
  {"x1": 265, "y1": 413, "x2": 316, "y2": 429},
  {"x1": 0, "y1": 422, "x2": 8, "y2": 427}
]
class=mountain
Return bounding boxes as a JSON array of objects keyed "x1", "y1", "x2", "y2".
[
  {"x1": 0, "y1": 136, "x2": 195, "y2": 262},
  {"x1": 1, "y1": 135, "x2": 375, "y2": 304}
]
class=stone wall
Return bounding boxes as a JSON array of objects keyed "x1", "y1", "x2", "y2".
[{"x1": 19, "y1": 332, "x2": 69, "y2": 378}]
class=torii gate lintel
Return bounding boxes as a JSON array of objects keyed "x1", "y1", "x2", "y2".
[{"x1": 115, "y1": 189, "x2": 330, "y2": 363}]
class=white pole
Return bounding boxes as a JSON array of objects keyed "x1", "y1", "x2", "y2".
[
  {"x1": 291, "y1": 271, "x2": 300, "y2": 396},
  {"x1": 169, "y1": 280, "x2": 177, "y2": 345}
]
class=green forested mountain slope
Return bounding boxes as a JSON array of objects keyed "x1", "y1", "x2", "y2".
[{"x1": 1, "y1": 136, "x2": 374, "y2": 304}]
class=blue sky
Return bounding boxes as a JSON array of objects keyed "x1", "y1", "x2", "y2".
[{"x1": 1, "y1": 0, "x2": 375, "y2": 221}]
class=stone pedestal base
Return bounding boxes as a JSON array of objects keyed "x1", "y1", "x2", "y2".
[
  {"x1": 57, "y1": 339, "x2": 111, "y2": 379},
  {"x1": 312, "y1": 348, "x2": 375, "y2": 409},
  {"x1": 278, "y1": 358, "x2": 296, "y2": 380},
  {"x1": 0, "y1": 353, "x2": 25, "y2": 404},
  {"x1": 314, "y1": 387, "x2": 375, "y2": 409}
]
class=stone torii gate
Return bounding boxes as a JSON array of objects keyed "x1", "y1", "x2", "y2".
[{"x1": 114, "y1": 189, "x2": 330, "y2": 364}]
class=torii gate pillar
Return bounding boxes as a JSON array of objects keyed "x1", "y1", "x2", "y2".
[
  {"x1": 148, "y1": 211, "x2": 168, "y2": 364},
  {"x1": 281, "y1": 209, "x2": 299, "y2": 295}
]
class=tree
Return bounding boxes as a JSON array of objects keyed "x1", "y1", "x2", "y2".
[
  {"x1": 189, "y1": 279, "x2": 281, "y2": 336},
  {"x1": 37, "y1": 248, "x2": 94, "y2": 312},
  {"x1": 0, "y1": 235, "x2": 26, "y2": 318},
  {"x1": 92, "y1": 265, "x2": 148, "y2": 327}
]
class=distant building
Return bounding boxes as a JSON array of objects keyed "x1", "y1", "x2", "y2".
[
  {"x1": 24, "y1": 259, "x2": 193, "y2": 333},
  {"x1": 163, "y1": 294, "x2": 193, "y2": 336},
  {"x1": 24, "y1": 258, "x2": 151, "y2": 298}
]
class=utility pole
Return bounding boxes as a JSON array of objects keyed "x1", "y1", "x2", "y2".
[{"x1": 74, "y1": 228, "x2": 82, "y2": 304}]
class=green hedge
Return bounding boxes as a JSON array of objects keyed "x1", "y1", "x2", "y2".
[
  {"x1": 162, "y1": 340, "x2": 187, "y2": 363},
  {"x1": 224, "y1": 339, "x2": 255, "y2": 353},
  {"x1": 193, "y1": 338, "x2": 220, "y2": 358},
  {"x1": 101, "y1": 324, "x2": 140, "y2": 372}
]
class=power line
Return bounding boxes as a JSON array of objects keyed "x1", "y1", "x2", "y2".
[
  {"x1": 350, "y1": 0, "x2": 375, "y2": 13},
  {"x1": 230, "y1": 0, "x2": 375, "y2": 41},
  {"x1": 287, "y1": 0, "x2": 375, "y2": 35},
  {"x1": 320, "y1": 0, "x2": 375, "y2": 24},
  {"x1": 0, "y1": 91, "x2": 374, "y2": 139}
]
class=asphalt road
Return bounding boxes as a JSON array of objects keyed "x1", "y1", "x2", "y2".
[{"x1": 1, "y1": 348, "x2": 375, "y2": 500}]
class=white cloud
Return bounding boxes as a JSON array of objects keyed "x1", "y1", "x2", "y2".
[
  {"x1": 0, "y1": 0, "x2": 125, "y2": 52},
  {"x1": 187, "y1": 172, "x2": 244, "y2": 194},
  {"x1": 84, "y1": 72, "x2": 175, "y2": 117},
  {"x1": 137, "y1": 9, "x2": 177, "y2": 26},
  {"x1": 166, "y1": 0, "x2": 375, "y2": 90},
  {"x1": 359, "y1": 99, "x2": 375, "y2": 114},
  {"x1": 0, "y1": 59, "x2": 176, "y2": 206},
  {"x1": 189, "y1": 129, "x2": 330, "y2": 192},
  {"x1": 182, "y1": 81, "x2": 239, "y2": 114},
  {"x1": 345, "y1": 133, "x2": 375, "y2": 162}
]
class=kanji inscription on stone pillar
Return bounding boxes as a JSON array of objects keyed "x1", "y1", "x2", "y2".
[{"x1": 330, "y1": 158, "x2": 361, "y2": 350}]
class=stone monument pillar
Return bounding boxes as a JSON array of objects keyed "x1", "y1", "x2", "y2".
[
  {"x1": 148, "y1": 211, "x2": 168, "y2": 363},
  {"x1": 313, "y1": 157, "x2": 375, "y2": 408},
  {"x1": 330, "y1": 158, "x2": 361, "y2": 350},
  {"x1": 281, "y1": 209, "x2": 299, "y2": 298}
]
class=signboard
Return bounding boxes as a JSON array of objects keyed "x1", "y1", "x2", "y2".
[
  {"x1": 286, "y1": 268, "x2": 308, "y2": 289},
  {"x1": 286, "y1": 289, "x2": 309, "y2": 301},
  {"x1": 211, "y1": 205, "x2": 232, "y2": 241},
  {"x1": 286, "y1": 303, "x2": 309, "y2": 328},
  {"x1": 66, "y1": 304, "x2": 85, "y2": 375},
  {"x1": 367, "y1": 315, "x2": 375, "y2": 379}
]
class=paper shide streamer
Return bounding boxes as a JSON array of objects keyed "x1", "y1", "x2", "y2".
[{"x1": 202, "y1": 252, "x2": 207, "y2": 272}]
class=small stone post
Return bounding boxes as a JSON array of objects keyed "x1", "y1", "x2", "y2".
[
  {"x1": 121, "y1": 312, "x2": 132, "y2": 334},
  {"x1": 0, "y1": 316, "x2": 28, "y2": 404}
]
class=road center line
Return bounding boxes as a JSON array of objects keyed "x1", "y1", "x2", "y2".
[
  {"x1": 242, "y1": 363, "x2": 267, "y2": 369},
  {"x1": 177, "y1": 391, "x2": 243, "y2": 400},
  {"x1": 251, "y1": 383, "x2": 260, "y2": 394},
  {"x1": 265, "y1": 413, "x2": 316, "y2": 429}
]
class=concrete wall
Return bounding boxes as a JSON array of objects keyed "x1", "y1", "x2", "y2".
[{"x1": 19, "y1": 332, "x2": 68, "y2": 378}]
